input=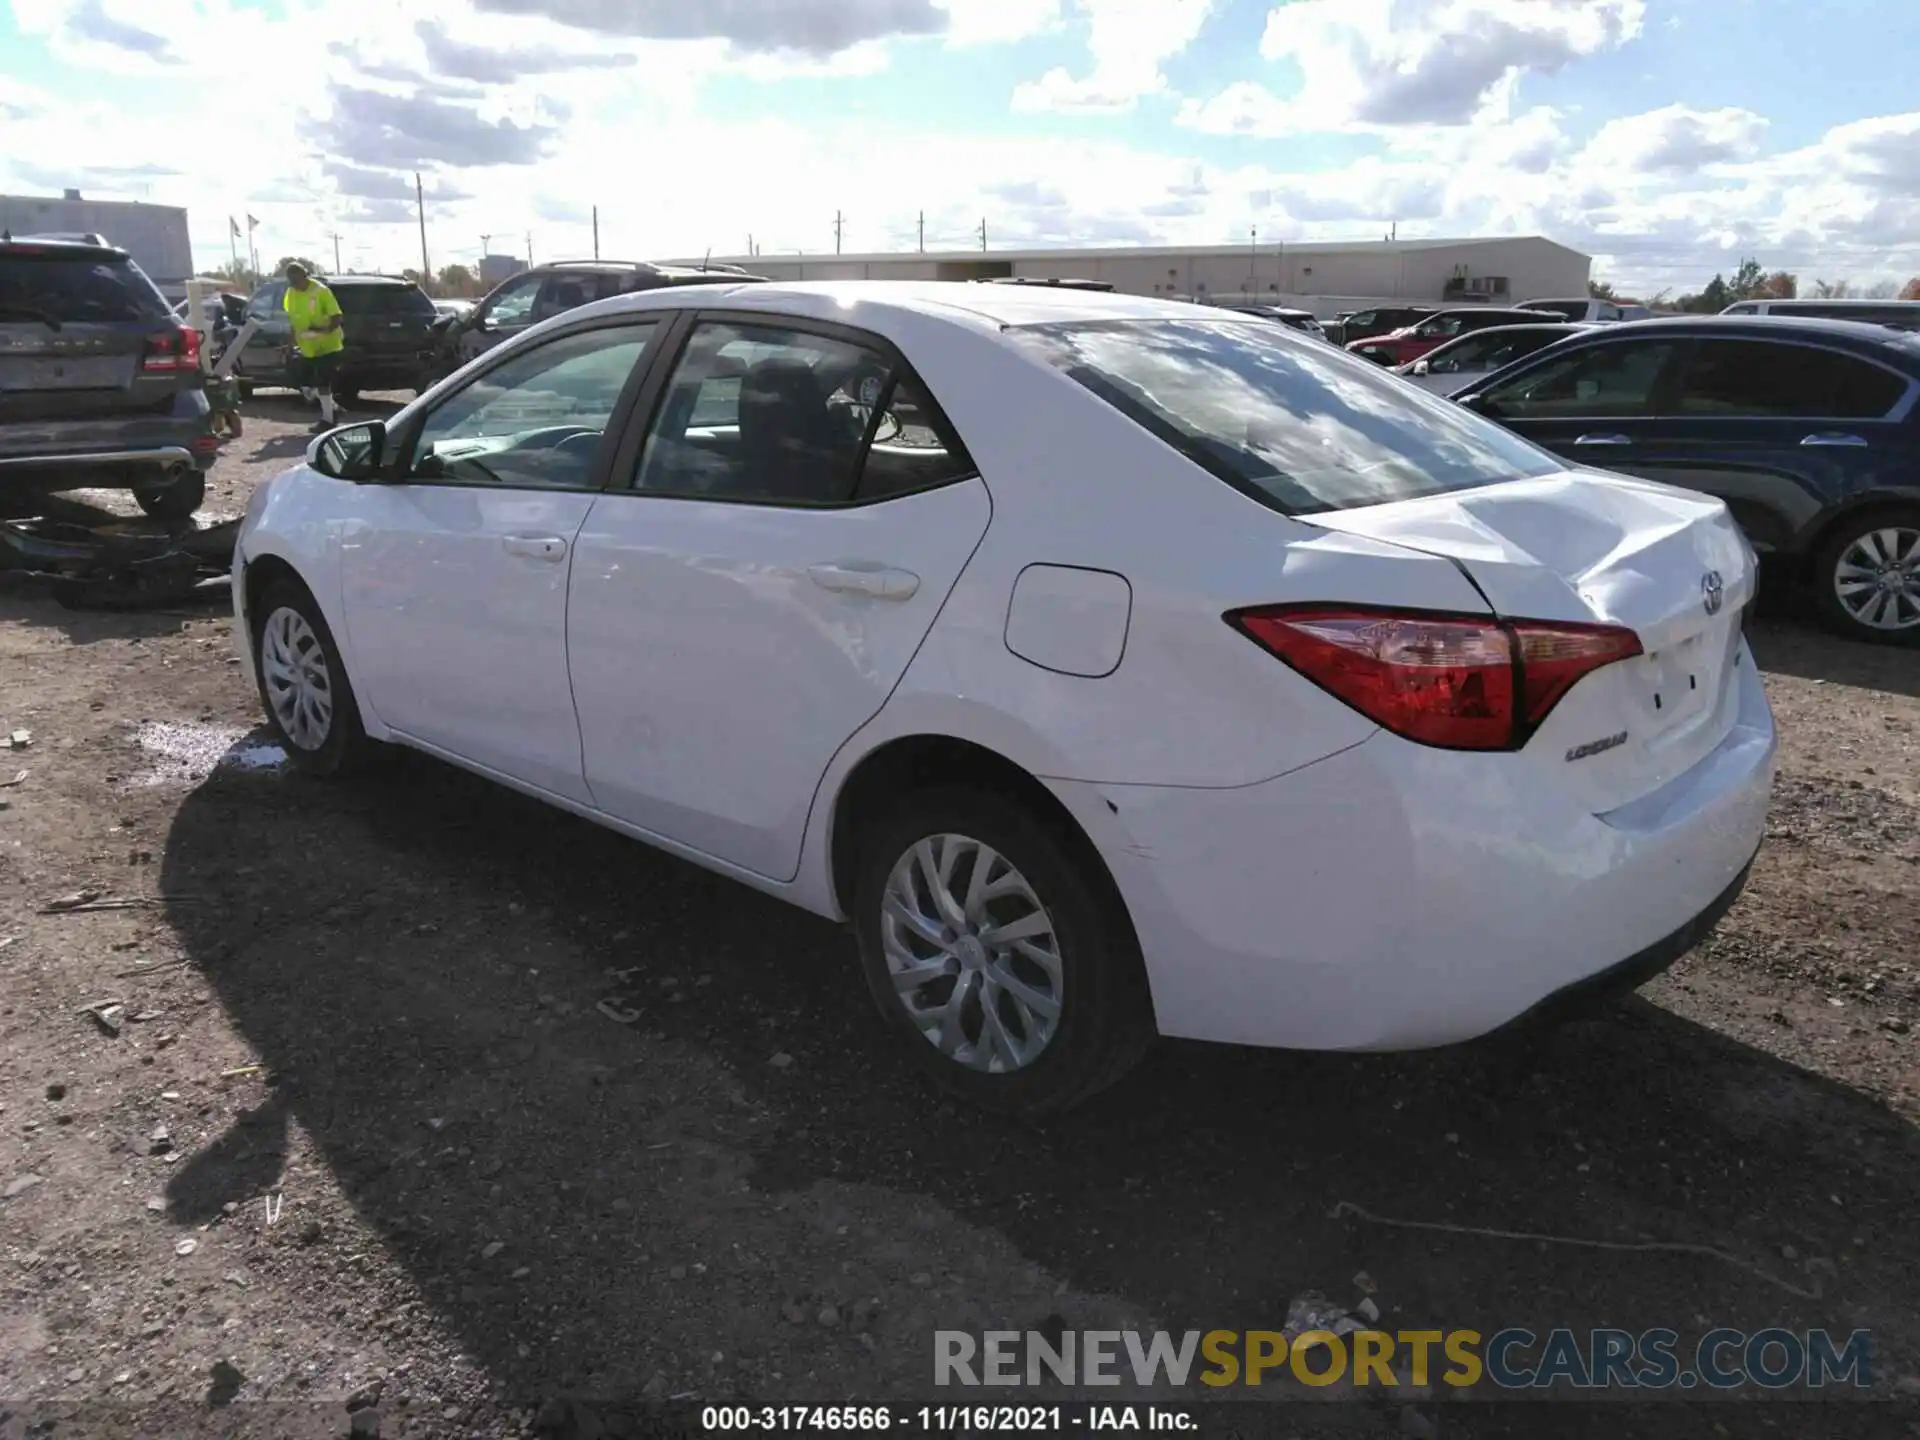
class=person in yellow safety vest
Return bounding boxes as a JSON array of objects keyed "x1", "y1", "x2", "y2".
[{"x1": 282, "y1": 261, "x2": 346, "y2": 432}]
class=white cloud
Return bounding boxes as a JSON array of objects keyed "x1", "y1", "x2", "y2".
[
  {"x1": 1011, "y1": 0, "x2": 1213, "y2": 113},
  {"x1": 940, "y1": 0, "x2": 1062, "y2": 45},
  {"x1": 1578, "y1": 104, "x2": 1769, "y2": 173},
  {"x1": 1180, "y1": 0, "x2": 1644, "y2": 135}
]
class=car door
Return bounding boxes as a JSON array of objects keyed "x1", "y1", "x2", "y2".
[
  {"x1": 567, "y1": 313, "x2": 992, "y2": 881},
  {"x1": 336, "y1": 317, "x2": 663, "y2": 800},
  {"x1": 241, "y1": 281, "x2": 290, "y2": 384},
  {"x1": 461, "y1": 273, "x2": 544, "y2": 362},
  {"x1": 1617, "y1": 336, "x2": 1920, "y2": 554},
  {"x1": 1468, "y1": 334, "x2": 1688, "y2": 477}
]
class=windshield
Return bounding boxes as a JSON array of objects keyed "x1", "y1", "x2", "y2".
[
  {"x1": 0, "y1": 254, "x2": 170, "y2": 323},
  {"x1": 333, "y1": 284, "x2": 435, "y2": 317},
  {"x1": 1008, "y1": 319, "x2": 1560, "y2": 513}
]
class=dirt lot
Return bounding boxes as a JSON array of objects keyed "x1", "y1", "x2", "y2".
[{"x1": 2, "y1": 397, "x2": 1919, "y2": 1439}]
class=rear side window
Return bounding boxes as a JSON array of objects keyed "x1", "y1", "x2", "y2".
[
  {"x1": 0, "y1": 254, "x2": 169, "y2": 323},
  {"x1": 1676, "y1": 339, "x2": 1907, "y2": 419},
  {"x1": 1008, "y1": 319, "x2": 1558, "y2": 514},
  {"x1": 1478, "y1": 339, "x2": 1683, "y2": 419},
  {"x1": 334, "y1": 284, "x2": 435, "y2": 317}
]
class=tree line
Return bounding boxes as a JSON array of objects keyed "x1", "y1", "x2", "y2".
[{"x1": 1592, "y1": 259, "x2": 1920, "y2": 312}]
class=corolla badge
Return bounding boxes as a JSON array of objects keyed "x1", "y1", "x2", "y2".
[{"x1": 1701, "y1": 570, "x2": 1725, "y2": 616}]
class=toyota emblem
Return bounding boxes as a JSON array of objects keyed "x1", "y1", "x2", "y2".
[{"x1": 1701, "y1": 570, "x2": 1725, "y2": 616}]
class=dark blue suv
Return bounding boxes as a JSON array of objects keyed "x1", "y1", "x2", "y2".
[{"x1": 1455, "y1": 316, "x2": 1920, "y2": 644}]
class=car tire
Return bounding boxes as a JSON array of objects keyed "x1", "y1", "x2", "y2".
[
  {"x1": 251, "y1": 578, "x2": 377, "y2": 777},
  {"x1": 850, "y1": 785, "x2": 1155, "y2": 1115},
  {"x1": 133, "y1": 468, "x2": 206, "y2": 520},
  {"x1": 1811, "y1": 507, "x2": 1920, "y2": 646}
]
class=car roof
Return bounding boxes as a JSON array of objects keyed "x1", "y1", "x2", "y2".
[
  {"x1": 0, "y1": 235, "x2": 129, "y2": 261},
  {"x1": 1543, "y1": 313, "x2": 1920, "y2": 356},
  {"x1": 323, "y1": 273, "x2": 420, "y2": 286},
  {"x1": 570, "y1": 278, "x2": 1224, "y2": 332}
]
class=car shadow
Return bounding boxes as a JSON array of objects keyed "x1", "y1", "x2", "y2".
[
  {"x1": 159, "y1": 745, "x2": 1920, "y2": 1417},
  {"x1": 1747, "y1": 615, "x2": 1920, "y2": 700}
]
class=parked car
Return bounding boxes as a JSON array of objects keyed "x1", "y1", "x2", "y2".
[
  {"x1": 1347, "y1": 307, "x2": 1560, "y2": 367},
  {"x1": 451, "y1": 259, "x2": 767, "y2": 366},
  {"x1": 1521, "y1": 297, "x2": 1652, "y2": 323},
  {"x1": 1719, "y1": 299, "x2": 1920, "y2": 331},
  {"x1": 1455, "y1": 315, "x2": 1920, "y2": 643},
  {"x1": 233, "y1": 281, "x2": 1774, "y2": 1112},
  {"x1": 1394, "y1": 322, "x2": 1594, "y2": 394},
  {"x1": 0, "y1": 235, "x2": 215, "y2": 519},
  {"x1": 1221, "y1": 304, "x2": 1329, "y2": 341},
  {"x1": 235, "y1": 273, "x2": 440, "y2": 404},
  {"x1": 1324, "y1": 305, "x2": 1436, "y2": 347}
]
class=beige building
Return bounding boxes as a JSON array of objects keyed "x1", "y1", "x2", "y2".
[
  {"x1": 676, "y1": 235, "x2": 1591, "y2": 318},
  {"x1": 1, "y1": 190, "x2": 193, "y2": 289}
]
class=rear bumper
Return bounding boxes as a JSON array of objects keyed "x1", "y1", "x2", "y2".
[
  {"x1": 0, "y1": 441, "x2": 215, "y2": 478},
  {"x1": 1064, "y1": 642, "x2": 1776, "y2": 1051}
]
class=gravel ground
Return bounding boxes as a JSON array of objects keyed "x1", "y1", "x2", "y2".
[{"x1": 2, "y1": 397, "x2": 1918, "y2": 1440}]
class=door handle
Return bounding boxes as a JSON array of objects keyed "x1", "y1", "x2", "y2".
[
  {"x1": 1573, "y1": 433, "x2": 1633, "y2": 446},
  {"x1": 1800, "y1": 432, "x2": 1868, "y2": 447},
  {"x1": 807, "y1": 561, "x2": 920, "y2": 600},
  {"x1": 502, "y1": 534, "x2": 568, "y2": 562}
]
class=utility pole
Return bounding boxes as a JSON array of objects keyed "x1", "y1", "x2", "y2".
[
  {"x1": 414, "y1": 173, "x2": 431, "y2": 293},
  {"x1": 978, "y1": 217, "x2": 987, "y2": 252},
  {"x1": 327, "y1": 231, "x2": 343, "y2": 274},
  {"x1": 480, "y1": 233, "x2": 492, "y2": 258},
  {"x1": 917, "y1": 211, "x2": 924, "y2": 254},
  {"x1": 1248, "y1": 225, "x2": 1257, "y2": 295},
  {"x1": 592, "y1": 205, "x2": 600, "y2": 260},
  {"x1": 833, "y1": 209, "x2": 843, "y2": 255},
  {"x1": 526, "y1": 232, "x2": 534, "y2": 265}
]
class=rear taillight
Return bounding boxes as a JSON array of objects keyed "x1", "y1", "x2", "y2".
[
  {"x1": 142, "y1": 327, "x2": 202, "y2": 372},
  {"x1": 1228, "y1": 606, "x2": 1643, "y2": 751}
]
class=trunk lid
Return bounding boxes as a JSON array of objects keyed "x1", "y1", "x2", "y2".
[{"x1": 1305, "y1": 469, "x2": 1758, "y2": 811}]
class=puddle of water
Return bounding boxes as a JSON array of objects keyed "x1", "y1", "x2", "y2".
[{"x1": 131, "y1": 721, "x2": 287, "y2": 786}]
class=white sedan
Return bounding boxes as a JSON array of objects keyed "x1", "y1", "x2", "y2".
[{"x1": 232, "y1": 281, "x2": 1776, "y2": 1114}]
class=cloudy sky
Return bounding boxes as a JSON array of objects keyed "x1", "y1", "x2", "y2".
[{"x1": 3, "y1": 0, "x2": 1917, "y2": 295}]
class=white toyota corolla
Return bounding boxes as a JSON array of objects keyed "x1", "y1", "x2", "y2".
[{"x1": 232, "y1": 281, "x2": 1776, "y2": 1113}]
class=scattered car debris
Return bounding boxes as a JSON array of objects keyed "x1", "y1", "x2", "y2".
[
  {"x1": 596, "y1": 998, "x2": 642, "y2": 1024},
  {"x1": 45, "y1": 888, "x2": 103, "y2": 911},
  {"x1": 0, "y1": 512, "x2": 239, "y2": 610},
  {"x1": 1282, "y1": 1291, "x2": 1366, "y2": 1350},
  {"x1": 7, "y1": 731, "x2": 29, "y2": 750},
  {"x1": 79, "y1": 1000, "x2": 125, "y2": 1036},
  {"x1": 2, "y1": 768, "x2": 26, "y2": 785}
]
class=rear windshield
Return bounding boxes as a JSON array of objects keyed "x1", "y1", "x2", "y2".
[
  {"x1": 0, "y1": 253, "x2": 170, "y2": 323},
  {"x1": 1008, "y1": 319, "x2": 1559, "y2": 514},
  {"x1": 332, "y1": 283, "x2": 435, "y2": 316}
]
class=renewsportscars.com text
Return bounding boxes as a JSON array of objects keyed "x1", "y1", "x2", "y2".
[{"x1": 935, "y1": 1327, "x2": 1874, "y2": 1391}]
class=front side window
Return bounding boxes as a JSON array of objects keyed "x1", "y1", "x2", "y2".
[
  {"x1": 1427, "y1": 335, "x2": 1496, "y2": 373},
  {"x1": 335, "y1": 284, "x2": 435, "y2": 318},
  {"x1": 409, "y1": 321, "x2": 657, "y2": 488},
  {"x1": 1479, "y1": 339, "x2": 1683, "y2": 420},
  {"x1": 1675, "y1": 340, "x2": 1907, "y2": 419},
  {"x1": 633, "y1": 321, "x2": 887, "y2": 505},
  {"x1": 531, "y1": 273, "x2": 604, "y2": 323},
  {"x1": 483, "y1": 275, "x2": 542, "y2": 328},
  {"x1": 1009, "y1": 319, "x2": 1558, "y2": 514}
]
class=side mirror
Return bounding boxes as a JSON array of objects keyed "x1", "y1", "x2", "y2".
[
  {"x1": 306, "y1": 420, "x2": 386, "y2": 481},
  {"x1": 1411, "y1": 359, "x2": 1430, "y2": 376},
  {"x1": 1454, "y1": 392, "x2": 1490, "y2": 414}
]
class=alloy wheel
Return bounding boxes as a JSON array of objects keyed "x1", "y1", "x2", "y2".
[
  {"x1": 1833, "y1": 525, "x2": 1920, "y2": 633},
  {"x1": 259, "y1": 606, "x2": 334, "y2": 750},
  {"x1": 879, "y1": 833, "x2": 1064, "y2": 1074}
]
